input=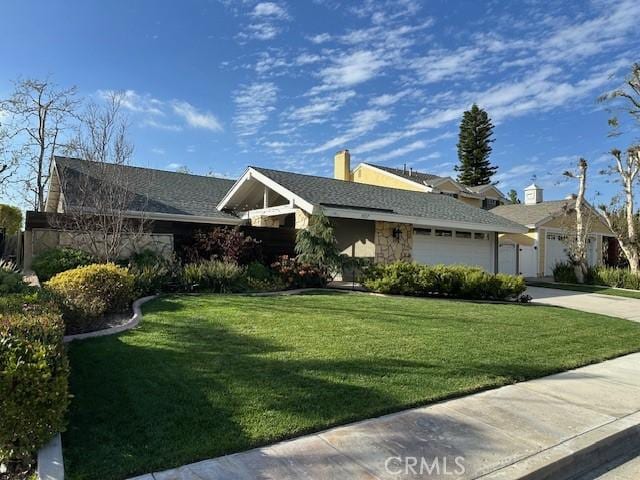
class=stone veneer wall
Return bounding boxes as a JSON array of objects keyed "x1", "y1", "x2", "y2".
[
  {"x1": 295, "y1": 209, "x2": 310, "y2": 229},
  {"x1": 250, "y1": 216, "x2": 280, "y2": 228},
  {"x1": 374, "y1": 221, "x2": 413, "y2": 263}
]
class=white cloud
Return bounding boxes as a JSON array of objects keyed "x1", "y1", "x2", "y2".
[
  {"x1": 412, "y1": 47, "x2": 482, "y2": 84},
  {"x1": 295, "y1": 52, "x2": 322, "y2": 65},
  {"x1": 172, "y1": 101, "x2": 223, "y2": 132},
  {"x1": 166, "y1": 162, "x2": 185, "y2": 171},
  {"x1": 540, "y1": 0, "x2": 640, "y2": 61},
  {"x1": 309, "y1": 33, "x2": 331, "y2": 44},
  {"x1": 305, "y1": 108, "x2": 390, "y2": 153},
  {"x1": 369, "y1": 89, "x2": 412, "y2": 107},
  {"x1": 367, "y1": 140, "x2": 427, "y2": 162},
  {"x1": 151, "y1": 147, "x2": 165, "y2": 155},
  {"x1": 140, "y1": 118, "x2": 183, "y2": 132},
  {"x1": 287, "y1": 90, "x2": 356, "y2": 125},
  {"x1": 314, "y1": 50, "x2": 386, "y2": 92},
  {"x1": 99, "y1": 89, "x2": 164, "y2": 115},
  {"x1": 233, "y1": 82, "x2": 278, "y2": 136},
  {"x1": 251, "y1": 2, "x2": 289, "y2": 19}
]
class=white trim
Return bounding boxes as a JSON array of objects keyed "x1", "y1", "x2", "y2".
[
  {"x1": 321, "y1": 206, "x2": 527, "y2": 233},
  {"x1": 217, "y1": 167, "x2": 315, "y2": 214},
  {"x1": 241, "y1": 205, "x2": 298, "y2": 219},
  {"x1": 354, "y1": 163, "x2": 431, "y2": 191}
]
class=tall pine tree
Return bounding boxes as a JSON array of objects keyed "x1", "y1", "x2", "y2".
[{"x1": 455, "y1": 104, "x2": 497, "y2": 186}]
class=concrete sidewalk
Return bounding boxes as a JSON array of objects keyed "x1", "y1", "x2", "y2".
[
  {"x1": 132, "y1": 353, "x2": 640, "y2": 480},
  {"x1": 526, "y1": 286, "x2": 640, "y2": 322}
]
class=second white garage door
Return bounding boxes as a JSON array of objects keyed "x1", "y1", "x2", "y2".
[{"x1": 412, "y1": 228, "x2": 494, "y2": 272}]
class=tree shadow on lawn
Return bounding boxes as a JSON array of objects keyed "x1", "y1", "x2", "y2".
[
  {"x1": 65, "y1": 320, "x2": 449, "y2": 480},
  {"x1": 63, "y1": 295, "x2": 638, "y2": 480}
]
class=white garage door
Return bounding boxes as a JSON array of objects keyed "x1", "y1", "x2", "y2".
[
  {"x1": 498, "y1": 243, "x2": 517, "y2": 275},
  {"x1": 544, "y1": 233, "x2": 597, "y2": 276},
  {"x1": 413, "y1": 228, "x2": 493, "y2": 271}
]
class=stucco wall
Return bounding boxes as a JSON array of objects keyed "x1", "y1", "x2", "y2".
[
  {"x1": 332, "y1": 218, "x2": 375, "y2": 258},
  {"x1": 353, "y1": 165, "x2": 426, "y2": 192},
  {"x1": 459, "y1": 197, "x2": 482, "y2": 208},
  {"x1": 374, "y1": 221, "x2": 413, "y2": 263},
  {"x1": 540, "y1": 212, "x2": 611, "y2": 234},
  {"x1": 25, "y1": 228, "x2": 174, "y2": 270},
  {"x1": 250, "y1": 215, "x2": 280, "y2": 228},
  {"x1": 295, "y1": 209, "x2": 310, "y2": 229}
]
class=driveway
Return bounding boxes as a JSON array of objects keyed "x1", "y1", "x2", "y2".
[{"x1": 526, "y1": 286, "x2": 640, "y2": 322}]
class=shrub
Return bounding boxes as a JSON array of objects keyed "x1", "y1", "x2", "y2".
[
  {"x1": 0, "y1": 290, "x2": 59, "y2": 317},
  {"x1": 181, "y1": 260, "x2": 246, "y2": 293},
  {"x1": 0, "y1": 312, "x2": 69, "y2": 472},
  {"x1": 128, "y1": 252, "x2": 181, "y2": 296},
  {"x1": 33, "y1": 247, "x2": 95, "y2": 281},
  {"x1": 45, "y1": 263, "x2": 135, "y2": 332},
  {"x1": 363, "y1": 262, "x2": 526, "y2": 300},
  {"x1": 0, "y1": 268, "x2": 28, "y2": 295},
  {"x1": 270, "y1": 255, "x2": 328, "y2": 289},
  {"x1": 244, "y1": 261, "x2": 286, "y2": 292},
  {"x1": 552, "y1": 262, "x2": 578, "y2": 284},
  {"x1": 183, "y1": 228, "x2": 263, "y2": 265},
  {"x1": 553, "y1": 262, "x2": 640, "y2": 290}
]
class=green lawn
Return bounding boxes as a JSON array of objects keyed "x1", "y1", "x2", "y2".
[
  {"x1": 64, "y1": 292, "x2": 640, "y2": 480},
  {"x1": 527, "y1": 281, "x2": 640, "y2": 299}
]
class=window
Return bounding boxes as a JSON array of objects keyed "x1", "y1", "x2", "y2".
[
  {"x1": 441, "y1": 192, "x2": 459, "y2": 199},
  {"x1": 435, "y1": 229, "x2": 452, "y2": 237},
  {"x1": 415, "y1": 228, "x2": 431, "y2": 235},
  {"x1": 455, "y1": 231, "x2": 472, "y2": 239},
  {"x1": 482, "y1": 198, "x2": 500, "y2": 210},
  {"x1": 474, "y1": 232, "x2": 486, "y2": 240}
]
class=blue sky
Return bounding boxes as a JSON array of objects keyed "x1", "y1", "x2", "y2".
[{"x1": 1, "y1": 0, "x2": 639, "y2": 204}]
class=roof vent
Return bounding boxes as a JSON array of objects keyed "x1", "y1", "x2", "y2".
[{"x1": 565, "y1": 193, "x2": 577, "y2": 200}]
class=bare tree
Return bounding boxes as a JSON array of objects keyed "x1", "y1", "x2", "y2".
[
  {"x1": 600, "y1": 147, "x2": 640, "y2": 273},
  {"x1": 562, "y1": 158, "x2": 591, "y2": 282},
  {"x1": 0, "y1": 126, "x2": 19, "y2": 197},
  {"x1": 54, "y1": 92, "x2": 151, "y2": 262},
  {"x1": 1, "y1": 78, "x2": 78, "y2": 211},
  {"x1": 598, "y1": 63, "x2": 640, "y2": 273}
]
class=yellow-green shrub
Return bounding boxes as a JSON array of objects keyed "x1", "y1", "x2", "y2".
[
  {"x1": 45, "y1": 263, "x2": 135, "y2": 330},
  {"x1": 0, "y1": 312, "x2": 69, "y2": 470}
]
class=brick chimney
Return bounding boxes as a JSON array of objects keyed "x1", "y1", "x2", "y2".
[{"x1": 334, "y1": 149, "x2": 351, "y2": 181}]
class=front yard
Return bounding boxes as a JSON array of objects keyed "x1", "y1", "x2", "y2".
[{"x1": 64, "y1": 292, "x2": 640, "y2": 480}]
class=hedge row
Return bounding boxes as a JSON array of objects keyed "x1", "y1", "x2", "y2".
[
  {"x1": 553, "y1": 262, "x2": 640, "y2": 290},
  {"x1": 363, "y1": 262, "x2": 526, "y2": 300},
  {"x1": 0, "y1": 311, "x2": 69, "y2": 472}
]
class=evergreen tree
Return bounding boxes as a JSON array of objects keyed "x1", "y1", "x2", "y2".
[
  {"x1": 507, "y1": 189, "x2": 520, "y2": 204},
  {"x1": 295, "y1": 210, "x2": 341, "y2": 272},
  {"x1": 455, "y1": 104, "x2": 497, "y2": 186}
]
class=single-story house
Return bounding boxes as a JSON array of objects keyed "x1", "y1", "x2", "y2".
[
  {"x1": 23, "y1": 154, "x2": 527, "y2": 275},
  {"x1": 491, "y1": 184, "x2": 615, "y2": 277}
]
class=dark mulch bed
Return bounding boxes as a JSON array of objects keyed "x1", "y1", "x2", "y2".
[{"x1": 65, "y1": 311, "x2": 131, "y2": 336}]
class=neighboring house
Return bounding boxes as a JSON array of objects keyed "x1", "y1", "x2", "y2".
[
  {"x1": 334, "y1": 150, "x2": 507, "y2": 209},
  {"x1": 491, "y1": 184, "x2": 615, "y2": 277},
  {"x1": 23, "y1": 155, "x2": 527, "y2": 275}
]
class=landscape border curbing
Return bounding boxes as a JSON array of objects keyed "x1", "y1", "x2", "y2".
[
  {"x1": 63, "y1": 295, "x2": 158, "y2": 343},
  {"x1": 38, "y1": 294, "x2": 157, "y2": 480}
]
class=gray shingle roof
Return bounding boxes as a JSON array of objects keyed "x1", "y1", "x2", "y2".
[
  {"x1": 491, "y1": 200, "x2": 572, "y2": 226},
  {"x1": 55, "y1": 156, "x2": 239, "y2": 221},
  {"x1": 369, "y1": 164, "x2": 443, "y2": 185},
  {"x1": 252, "y1": 166, "x2": 525, "y2": 231}
]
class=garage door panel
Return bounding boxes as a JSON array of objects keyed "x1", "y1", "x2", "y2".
[
  {"x1": 544, "y1": 233, "x2": 597, "y2": 276},
  {"x1": 412, "y1": 229, "x2": 493, "y2": 271}
]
